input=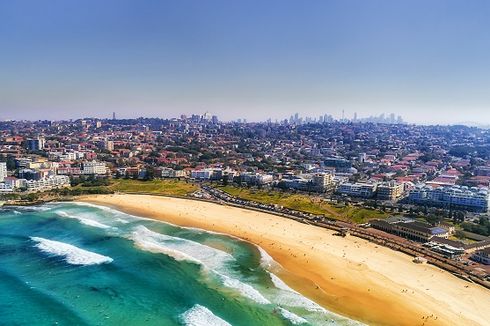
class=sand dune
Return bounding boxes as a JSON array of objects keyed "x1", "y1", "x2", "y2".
[{"x1": 79, "y1": 194, "x2": 490, "y2": 326}]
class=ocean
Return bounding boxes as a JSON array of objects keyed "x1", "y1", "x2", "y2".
[{"x1": 0, "y1": 202, "x2": 362, "y2": 326}]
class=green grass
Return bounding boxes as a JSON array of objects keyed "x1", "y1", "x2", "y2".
[
  {"x1": 217, "y1": 185, "x2": 389, "y2": 223},
  {"x1": 71, "y1": 179, "x2": 198, "y2": 197},
  {"x1": 109, "y1": 179, "x2": 198, "y2": 196}
]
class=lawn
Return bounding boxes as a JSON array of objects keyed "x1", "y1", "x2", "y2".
[
  {"x1": 217, "y1": 185, "x2": 389, "y2": 223},
  {"x1": 110, "y1": 179, "x2": 198, "y2": 196}
]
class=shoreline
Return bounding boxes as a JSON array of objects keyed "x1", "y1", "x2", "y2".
[{"x1": 78, "y1": 194, "x2": 490, "y2": 326}]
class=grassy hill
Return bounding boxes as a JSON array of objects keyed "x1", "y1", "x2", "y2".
[{"x1": 217, "y1": 185, "x2": 388, "y2": 223}]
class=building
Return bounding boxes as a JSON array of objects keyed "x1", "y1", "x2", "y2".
[
  {"x1": 82, "y1": 161, "x2": 107, "y2": 175},
  {"x1": 0, "y1": 181, "x2": 14, "y2": 192},
  {"x1": 371, "y1": 217, "x2": 449, "y2": 242},
  {"x1": 312, "y1": 172, "x2": 333, "y2": 191},
  {"x1": 423, "y1": 238, "x2": 465, "y2": 258},
  {"x1": 18, "y1": 169, "x2": 41, "y2": 180},
  {"x1": 472, "y1": 248, "x2": 490, "y2": 265},
  {"x1": 279, "y1": 175, "x2": 312, "y2": 191},
  {"x1": 160, "y1": 167, "x2": 186, "y2": 178},
  {"x1": 25, "y1": 137, "x2": 45, "y2": 151},
  {"x1": 238, "y1": 172, "x2": 274, "y2": 185},
  {"x1": 408, "y1": 185, "x2": 490, "y2": 212},
  {"x1": 377, "y1": 181, "x2": 405, "y2": 201},
  {"x1": 104, "y1": 140, "x2": 114, "y2": 151},
  {"x1": 337, "y1": 182, "x2": 377, "y2": 198},
  {"x1": 4, "y1": 177, "x2": 26, "y2": 190},
  {"x1": 0, "y1": 162, "x2": 7, "y2": 182},
  {"x1": 324, "y1": 157, "x2": 352, "y2": 171},
  {"x1": 475, "y1": 166, "x2": 490, "y2": 177},
  {"x1": 191, "y1": 168, "x2": 216, "y2": 180},
  {"x1": 25, "y1": 175, "x2": 70, "y2": 192}
]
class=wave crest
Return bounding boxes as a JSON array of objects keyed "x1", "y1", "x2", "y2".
[
  {"x1": 278, "y1": 307, "x2": 308, "y2": 325},
  {"x1": 130, "y1": 226, "x2": 270, "y2": 304},
  {"x1": 55, "y1": 211, "x2": 112, "y2": 229},
  {"x1": 180, "y1": 304, "x2": 231, "y2": 326},
  {"x1": 31, "y1": 237, "x2": 113, "y2": 266}
]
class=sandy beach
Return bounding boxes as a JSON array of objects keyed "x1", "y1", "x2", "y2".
[{"x1": 79, "y1": 194, "x2": 490, "y2": 326}]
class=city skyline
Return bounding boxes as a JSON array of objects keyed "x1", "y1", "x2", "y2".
[{"x1": 2, "y1": 1, "x2": 490, "y2": 124}]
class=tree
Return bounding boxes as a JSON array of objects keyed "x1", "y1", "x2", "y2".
[
  {"x1": 454, "y1": 230, "x2": 466, "y2": 239},
  {"x1": 426, "y1": 214, "x2": 443, "y2": 226}
]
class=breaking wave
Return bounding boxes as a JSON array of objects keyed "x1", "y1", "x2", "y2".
[
  {"x1": 55, "y1": 210, "x2": 112, "y2": 229},
  {"x1": 129, "y1": 226, "x2": 270, "y2": 304},
  {"x1": 31, "y1": 237, "x2": 113, "y2": 266},
  {"x1": 268, "y1": 272, "x2": 327, "y2": 313},
  {"x1": 130, "y1": 225, "x2": 234, "y2": 269},
  {"x1": 180, "y1": 304, "x2": 231, "y2": 326},
  {"x1": 278, "y1": 307, "x2": 308, "y2": 325}
]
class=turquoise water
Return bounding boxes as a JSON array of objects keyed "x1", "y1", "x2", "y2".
[{"x1": 0, "y1": 203, "x2": 362, "y2": 326}]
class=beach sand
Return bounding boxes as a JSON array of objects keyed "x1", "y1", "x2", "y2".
[{"x1": 79, "y1": 194, "x2": 490, "y2": 326}]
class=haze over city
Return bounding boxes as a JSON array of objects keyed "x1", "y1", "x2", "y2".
[
  {"x1": 2, "y1": 1, "x2": 490, "y2": 325},
  {"x1": 2, "y1": 0, "x2": 490, "y2": 124}
]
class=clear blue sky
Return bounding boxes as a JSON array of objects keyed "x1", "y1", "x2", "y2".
[{"x1": 1, "y1": 0, "x2": 490, "y2": 124}]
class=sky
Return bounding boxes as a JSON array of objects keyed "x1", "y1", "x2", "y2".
[{"x1": 1, "y1": 0, "x2": 490, "y2": 125}]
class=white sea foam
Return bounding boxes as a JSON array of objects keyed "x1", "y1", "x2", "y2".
[
  {"x1": 217, "y1": 273, "x2": 270, "y2": 304},
  {"x1": 257, "y1": 245, "x2": 280, "y2": 269},
  {"x1": 268, "y1": 272, "x2": 327, "y2": 313},
  {"x1": 130, "y1": 226, "x2": 270, "y2": 304},
  {"x1": 71, "y1": 202, "x2": 151, "y2": 223},
  {"x1": 278, "y1": 307, "x2": 308, "y2": 325},
  {"x1": 55, "y1": 211, "x2": 112, "y2": 229},
  {"x1": 131, "y1": 225, "x2": 234, "y2": 269},
  {"x1": 15, "y1": 205, "x2": 51, "y2": 212},
  {"x1": 31, "y1": 237, "x2": 113, "y2": 265},
  {"x1": 269, "y1": 272, "x2": 297, "y2": 292},
  {"x1": 181, "y1": 304, "x2": 231, "y2": 326},
  {"x1": 131, "y1": 232, "x2": 201, "y2": 265}
]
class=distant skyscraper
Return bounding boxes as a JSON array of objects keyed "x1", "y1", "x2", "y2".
[
  {"x1": 112, "y1": 112, "x2": 116, "y2": 120},
  {"x1": 353, "y1": 112, "x2": 358, "y2": 121}
]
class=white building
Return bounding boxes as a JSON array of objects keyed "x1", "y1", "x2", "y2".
[
  {"x1": 0, "y1": 182, "x2": 13, "y2": 192},
  {"x1": 82, "y1": 161, "x2": 107, "y2": 175},
  {"x1": 239, "y1": 172, "x2": 274, "y2": 185},
  {"x1": 191, "y1": 169, "x2": 215, "y2": 180},
  {"x1": 25, "y1": 175, "x2": 70, "y2": 192},
  {"x1": 408, "y1": 185, "x2": 490, "y2": 212},
  {"x1": 5, "y1": 177, "x2": 26, "y2": 190},
  {"x1": 160, "y1": 168, "x2": 186, "y2": 178},
  {"x1": 337, "y1": 182, "x2": 377, "y2": 198},
  {"x1": 0, "y1": 162, "x2": 7, "y2": 182}
]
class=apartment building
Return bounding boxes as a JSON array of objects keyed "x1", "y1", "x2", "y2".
[
  {"x1": 82, "y1": 161, "x2": 107, "y2": 175},
  {"x1": 337, "y1": 182, "x2": 377, "y2": 198},
  {"x1": 25, "y1": 175, "x2": 70, "y2": 192},
  {"x1": 408, "y1": 185, "x2": 489, "y2": 212},
  {"x1": 312, "y1": 172, "x2": 334, "y2": 191},
  {"x1": 377, "y1": 181, "x2": 405, "y2": 201},
  {"x1": 160, "y1": 167, "x2": 187, "y2": 178}
]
